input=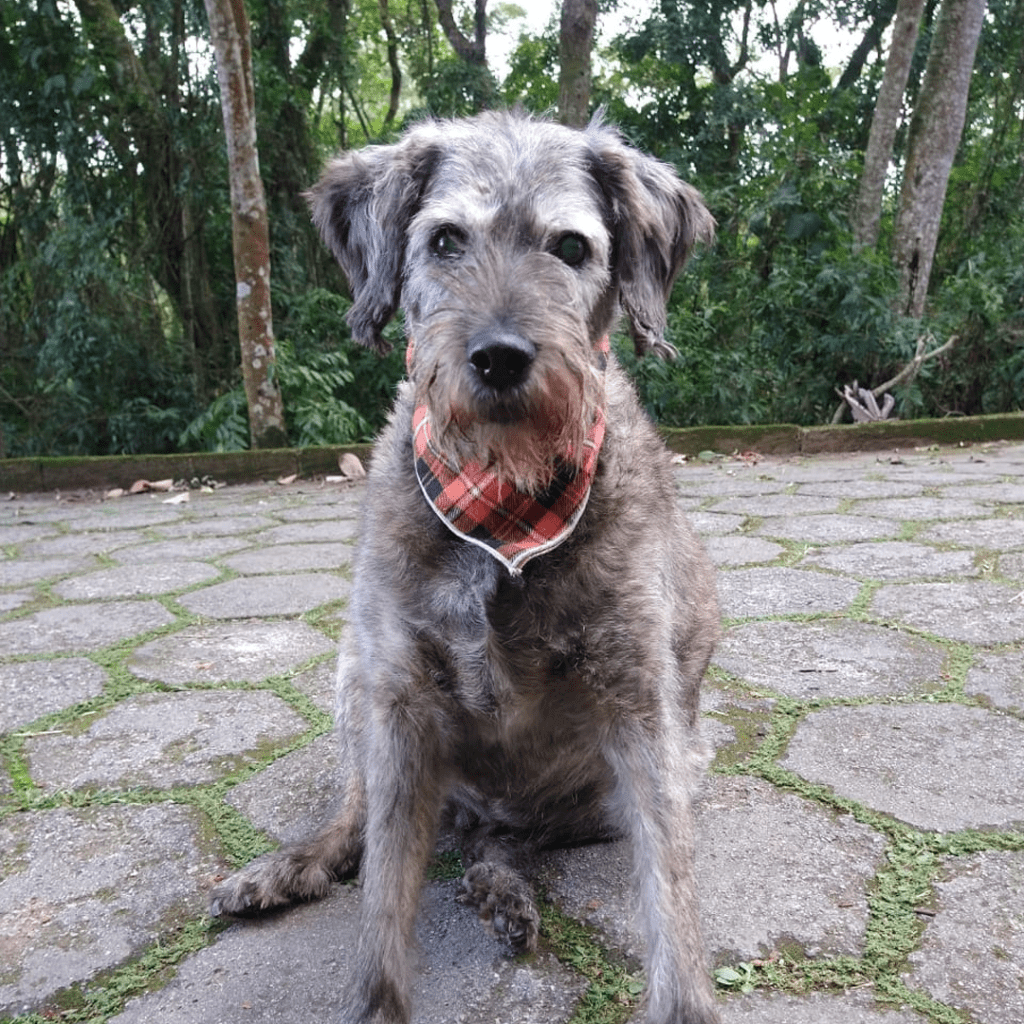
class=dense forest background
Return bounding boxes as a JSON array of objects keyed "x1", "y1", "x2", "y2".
[{"x1": 1, "y1": 0, "x2": 1022, "y2": 457}]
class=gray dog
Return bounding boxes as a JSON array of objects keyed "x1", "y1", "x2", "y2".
[{"x1": 210, "y1": 110, "x2": 721, "y2": 1024}]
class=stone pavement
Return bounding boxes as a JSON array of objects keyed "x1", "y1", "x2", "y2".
[{"x1": 1, "y1": 440, "x2": 1023, "y2": 1024}]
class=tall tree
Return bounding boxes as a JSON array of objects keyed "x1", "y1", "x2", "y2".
[
  {"x1": 851, "y1": 0, "x2": 927, "y2": 250},
  {"x1": 204, "y1": 0, "x2": 287, "y2": 448},
  {"x1": 893, "y1": 0, "x2": 987, "y2": 316},
  {"x1": 558, "y1": 0, "x2": 598, "y2": 127}
]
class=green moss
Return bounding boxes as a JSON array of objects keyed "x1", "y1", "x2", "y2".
[{"x1": 538, "y1": 901, "x2": 644, "y2": 1024}]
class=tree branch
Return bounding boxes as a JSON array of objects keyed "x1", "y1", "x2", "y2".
[
  {"x1": 435, "y1": 0, "x2": 486, "y2": 65},
  {"x1": 831, "y1": 333, "x2": 959, "y2": 423}
]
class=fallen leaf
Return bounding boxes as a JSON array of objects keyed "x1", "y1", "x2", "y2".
[{"x1": 338, "y1": 452, "x2": 366, "y2": 479}]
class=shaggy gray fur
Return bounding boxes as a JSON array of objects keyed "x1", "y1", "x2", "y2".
[{"x1": 209, "y1": 110, "x2": 721, "y2": 1024}]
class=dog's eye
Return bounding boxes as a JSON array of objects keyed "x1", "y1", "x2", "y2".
[
  {"x1": 553, "y1": 233, "x2": 588, "y2": 267},
  {"x1": 430, "y1": 227, "x2": 465, "y2": 260}
]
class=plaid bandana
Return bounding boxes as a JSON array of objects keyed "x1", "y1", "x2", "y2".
[{"x1": 410, "y1": 337, "x2": 609, "y2": 575}]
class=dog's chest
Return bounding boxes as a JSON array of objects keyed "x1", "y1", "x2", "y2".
[{"x1": 422, "y1": 544, "x2": 601, "y2": 724}]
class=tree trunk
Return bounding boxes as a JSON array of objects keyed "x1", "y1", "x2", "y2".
[
  {"x1": 558, "y1": 0, "x2": 598, "y2": 128},
  {"x1": 892, "y1": 0, "x2": 987, "y2": 316},
  {"x1": 204, "y1": 0, "x2": 287, "y2": 448},
  {"x1": 851, "y1": 0, "x2": 926, "y2": 251}
]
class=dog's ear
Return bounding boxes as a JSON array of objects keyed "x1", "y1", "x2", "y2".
[
  {"x1": 306, "y1": 133, "x2": 440, "y2": 353},
  {"x1": 586, "y1": 125, "x2": 714, "y2": 359}
]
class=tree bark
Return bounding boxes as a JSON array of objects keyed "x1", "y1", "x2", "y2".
[
  {"x1": 558, "y1": 0, "x2": 598, "y2": 128},
  {"x1": 204, "y1": 0, "x2": 287, "y2": 448},
  {"x1": 851, "y1": 0, "x2": 926, "y2": 251},
  {"x1": 892, "y1": 0, "x2": 986, "y2": 316}
]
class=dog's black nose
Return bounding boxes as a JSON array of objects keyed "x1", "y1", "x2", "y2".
[{"x1": 467, "y1": 329, "x2": 536, "y2": 391}]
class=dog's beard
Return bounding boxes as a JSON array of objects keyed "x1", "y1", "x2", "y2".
[{"x1": 427, "y1": 360, "x2": 603, "y2": 495}]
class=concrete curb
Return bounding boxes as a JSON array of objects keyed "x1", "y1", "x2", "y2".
[{"x1": 2, "y1": 413, "x2": 1021, "y2": 493}]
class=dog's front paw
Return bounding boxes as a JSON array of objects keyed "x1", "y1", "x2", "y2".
[
  {"x1": 458, "y1": 861, "x2": 540, "y2": 953},
  {"x1": 208, "y1": 850, "x2": 335, "y2": 917}
]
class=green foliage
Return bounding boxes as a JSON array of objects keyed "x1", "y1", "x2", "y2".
[
  {"x1": 180, "y1": 288, "x2": 380, "y2": 451},
  {"x1": 0, "y1": 210, "x2": 196, "y2": 456},
  {"x1": 275, "y1": 340, "x2": 368, "y2": 448},
  {"x1": 2, "y1": 0, "x2": 1023, "y2": 459},
  {"x1": 179, "y1": 388, "x2": 250, "y2": 453}
]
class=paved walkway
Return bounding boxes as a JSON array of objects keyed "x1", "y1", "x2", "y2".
[{"x1": 1, "y1": 440, "x2": 1023, "y2": 1024}]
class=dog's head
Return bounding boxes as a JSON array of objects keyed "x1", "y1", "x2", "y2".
[
  {"x1": 307, "y1": 111, "x2": 713, "y2": 489},
  {"x1": 308, "y1": 110, "x2": 713, "y2": 357}
]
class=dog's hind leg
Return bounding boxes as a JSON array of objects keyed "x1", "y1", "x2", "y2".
[{"x1": 208, "y1": 777, "x2": 366, "y2": 917}]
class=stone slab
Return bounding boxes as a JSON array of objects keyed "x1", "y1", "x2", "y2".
[
  {"x1": 110, "y1": 536, "x2": 252, "y2": 564},
  {"x1": 258, "y1": 519, "x2": 359, "y2": 543},
  {"x1": 0, "y1": 804, "x2": 220, "y2": 1016},
  {"x1": 714, "y1": 620, "x2": 946, "y2": 699},
  {"x1": 717, "y1": 568, "x2": 862, "y2": 620},
  {"x1": 221, "y1": 542, "x2": 355, "y2": 574},
  {"x1": 226, "y1": 733, "x2": 339, "y2": 844},
  {"x1": 719, "y1": 989, "x2": 929, "y2": 1023},
  {"x1": 177, "y1": 573, "x2": 351, "y2": 618},
  {"x1": 17, "y1": 530, "x2": 157, "y2": 558},
  {"x1": 703, "y1": 536, "x2": 785, "y2": 567},
  {"x1": 849, "y1": 497, "x2": 993, "y2": 520},
  {"x1": 754, "y1": 515, "x2": 901, "y2": 544},
  {"x1": 109, "y1": 881, "x2": 586, "y2": 1024},
  {"x1": 903, "y1": 851, "x2": 1024, "y2": 1024},
  {"x1": 710, "y1": 494, "x2": 844, "y2": 516},
  {"x1": 52, "y1": 561, "x2": 221, "y2": 600},
  {"x1": 1000, "y1": 552, "x2": 1024, "y2": 580},
  {"x1": 688, "y1": 511, "x2": 747, "y2": 536},
  {"x1": 916, "y1": 519, "x2": 1024, "y2": 551},
  {"x1": 25, "y1": 690, "x2": 311, "y2": 792},
  {"x1": 0, "y1": 555, "x2": 96, "y2": 587},
  {"x1": 965, "y1": 649, "x2": 1024, "y2": 713},
  {"x1": 870, "y1": 581, "x2": 1024, "y2": 642},
  {"x1": 541, "y1": 776, "x2": 886, "y2": 965},
  {"x1": 783, "y1": 703, "x2": 1024, "y2": 830},
  {"x1": 127, "y1": 620, "x2": 336, "y2": 685},
  {"x1": 0, "y1": 658, "x2": 108, "y2": 732},
  {"x1": 150, "y1": 514, "x2": 276, "y2": 538},
  {"x1": 801, "y1": 541, "x2": 977, "y2": 580},
  {"x1": 0, "y1": 600, "x2": 175, "y2": 655}
]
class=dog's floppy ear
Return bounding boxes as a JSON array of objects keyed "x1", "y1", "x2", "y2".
[
  {"x1": 306, "y1": 132, "x2": 440, "y2": 353},
  {"x1": 586, "y1": 124, "x2": 715, "y2": 359}
]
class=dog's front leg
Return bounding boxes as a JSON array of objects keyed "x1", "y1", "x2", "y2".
[
  {"x1": 604, "y1": 714, "x2": 720, "y2": 1024},
  {"x1": 343, "y1": 685, "x2": 451, "y2": 1024}
]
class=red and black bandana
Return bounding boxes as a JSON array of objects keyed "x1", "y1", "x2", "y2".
[{"x1": 410, "y1": 337, "x2": 609, "y2": 575}]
